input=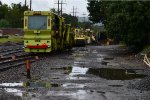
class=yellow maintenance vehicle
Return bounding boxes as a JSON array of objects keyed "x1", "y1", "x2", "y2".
[
  {"x1": 24, "y1": 11, "x2": 73, "y2": 52},
  {"x1": 74, "y1": 28, "x2": 86, "y2": 47}
]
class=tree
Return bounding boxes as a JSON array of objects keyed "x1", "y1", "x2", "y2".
[
  {"x1": 0, "y1": 19, "x2": 9, "y2": 28},
  {"x1": 0, "y1": 3, "x2": 9, "y2": 20},
  {"x1": 62, "y1": 13, "x2": 78, "y2": 28},
  {"x1": 5, "y1": 3, "x2": 28, "y2": 28},
  {"x1": 87, "y1": 1, "x2": 150, "y2": 51},
  {"x1": 78, "y1": 22, "x2": 92, "y2": 29},
  {"x1": 0, "y1": 1, "x2": 2, "y2": 6}
]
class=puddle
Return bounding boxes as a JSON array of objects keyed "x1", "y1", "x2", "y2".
[
  {"x1": 4, "y1": 88, "x2": 23, "y2": 97},
  {"x1": 0, "y1": 81, "x2": 59, "y2": 97},
  {"x1": 0, "y1": 82, "x2": 24, "y2": 97},
  {"x1": 91, "y1": 50, "x2": 98, "y2": 54},
  {"x1": 63, "y1": 83, "x2": 86, "y2": 88},
  {"x1": 0, "y1": 82, "x2": 23, "y2": 88},
  {"x1": 66, "y1": 65, "x2": 146, "y2": 80},
  {"x1": 50, "y1": 67, "x2": 72, "y2": 74},
  {"x1": 69, "y1": 66, "x2": 88, "y2": 76},
  {"x1": 47, "y1": 90, "x2": 106, "y2": 100},
  {"x1": 103, "y1": 57, "x2": 114, "y2": 60},
  {"x1": 24, "y1": 81, "x2": 58, "y2": 88},
  {"x1": 74, "y1": 61, "x2": 89, "y2": 65},
  {"x1": 108, "y1": 85, "x2": 123, "y2": 87},
  {"x1": 51, "y1": 83, "x2": 59, "y2": 87},
  {"x1": 66, "y1": 63, "x2": 89, "y2": 79},
  {"x1": 87, "y1": 68, "x2": 147, "y2": 80},
  {"x1": 96, "y1": 58, "x2": 103, "y2": 62},
  {"x1": 50, "y1": 67, "x2": 72, "y2": 70},
  {"x1": 101, "y1": 61, "x2": 109, "y2": 65}
]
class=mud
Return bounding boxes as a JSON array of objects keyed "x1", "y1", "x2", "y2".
[{"x1": 0, "y1": 45, "x2": 150, "y2": 100}]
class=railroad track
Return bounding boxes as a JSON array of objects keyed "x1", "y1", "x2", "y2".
[
  {"x1": 0, "y1": 48, "x2": 23, "y2": 57},
  {"x1": 0, "y1": 48, "x2": 22, "y2": 54},
  {"x1": 0, "y1": 47, "x2": 39, "y2": 71},
  {"x1": 0, "y1": 53, "x2": 37, "y2": 71}
]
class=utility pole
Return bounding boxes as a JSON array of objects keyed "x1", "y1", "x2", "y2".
[
  {"x1": 60, "y1": 0, "x2": 66, "y2": 16},
  {"x1": 25, "y1": 0, "x2": 27, "y2": 7},
  {"x1": 74, "y1": 7, "x2": 79, "y2": 17},
  {"x1": 30, "y1": 0, "x2": 32, "y2": 11},
  {"x1": 71, "y1": 6, "x2": 75, "y2": 17},
  {"x1": 82, "y1": 13, "x2": 86, "y2": 23},
  {"x1": 55, "y1": 0, "x2": 60, "y2": 15}
]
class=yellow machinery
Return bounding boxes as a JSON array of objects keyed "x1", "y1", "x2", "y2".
[
  {"x1": 74, "y1": 28, "x2": 86, "y2": 46},
  {"x1": 24, "y1": 11, "x2": 71, "y2": 52}
]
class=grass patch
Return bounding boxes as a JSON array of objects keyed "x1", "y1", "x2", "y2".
[{"x1": 0, "y1": 35, "x2": 23, "y2": 44}]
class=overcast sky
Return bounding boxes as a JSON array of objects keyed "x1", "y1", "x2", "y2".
[{"x1": 1, "y1": 0, "x2": 89, "y2": 17}]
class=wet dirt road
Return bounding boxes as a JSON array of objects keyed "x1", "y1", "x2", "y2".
[{"x1": 0, "y1": 45, "x2": 150, "y2": 100}]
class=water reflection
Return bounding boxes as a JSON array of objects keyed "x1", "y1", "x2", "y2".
[
  {"x1": 69, "y1": 67, "x2": 88, "y2": 76},
  {"x1": 67, "y1": 65, "x2": 146, "y2": 80},
  {"x1": 63, "y1": 83, "x2": 86, "y2": 88},
  {"x1": 0, "y1": 81, "x2": 58, "y2": 98},
  {"x1": 87, "y1": 68, "x2": 147, "y2": 80},
  {"x1": 0, "y1": 82, "x2": 23, "y2": 87},
  {"x1": 4, "y1": 88, "x2": 23, "y2": 97},
  {"x1": 48, "y1": 90, "x2": 106, "y2": 100},
  {"x1": 0, "y1": 82, "x2": 24, "y2": 97}
]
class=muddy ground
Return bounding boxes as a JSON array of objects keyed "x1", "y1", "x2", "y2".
[{"x1": 0, "y1": 45, "x2": 150, "y2": 100}]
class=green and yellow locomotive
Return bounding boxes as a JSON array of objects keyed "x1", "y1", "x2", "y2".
[{"x1": 24, "y1": 11, "x2": 73, "y2": 52}]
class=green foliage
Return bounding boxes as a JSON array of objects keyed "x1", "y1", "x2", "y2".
[
  {"x1": 0, "y1": 2, "x2": 28, "y2": 28},
  {"x1": 50, "y1": 8, "x2": 78, "y2": 28},
  {"x1": 0, "y1": 3, "x2": 9, "y2": 20},
  {"x1": 62, "y1": 13, "x2": 78, "y2": 28},
  {"x1": 87, "y1": 1, "x2": 150, "y2": 51},
  {"x1": 0, "y1": 19, "x2": 9, "y2": 28},
  {"x1": 78, "y1": 22, "x2": 92, "y2": 29}
]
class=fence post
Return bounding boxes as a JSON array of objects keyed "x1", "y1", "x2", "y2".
[{"x1": 26, "y1": 60, "x2": 31, "y2": 79}]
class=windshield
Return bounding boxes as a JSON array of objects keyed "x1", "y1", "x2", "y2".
[{"x1": 28, "y1": 16, "x2": 47, "y2": 30}]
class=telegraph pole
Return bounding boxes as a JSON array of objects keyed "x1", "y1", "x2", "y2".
[
  {"x1": 30, "y1": 0, "x2": 32, "y2": 11},
  {"x1": 71, "y1": 6, "x2": 75, "y2": 17},
  {"x1": 25, "y1": 0, "x2": 27, "y2": 7},
  {"x1": 74, "y1": 7, "x2": 79, "y2": 17},
  {"x1": 55, "y1": 0, "x2": 60, "y2": 15},
  {"x1": 60, "y1": 0, "x2": 66, "y2": 16},
  {"x1": 82, "y1": 13, "x2": 86, "y2": 23}
]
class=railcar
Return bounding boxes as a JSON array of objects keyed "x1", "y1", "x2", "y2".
[
  {"x1": 63, "y1": 24, "x2": 74, "y2": 49},
  {"x1": 24, "y1": 11, "x2": 71, "y2": 52},
  {"x1": 74, "y1": 28, "x2": 86, "y2": 47}
]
